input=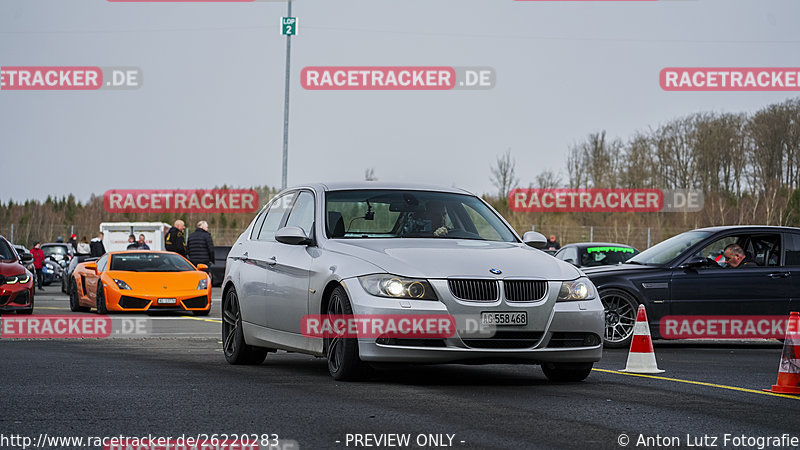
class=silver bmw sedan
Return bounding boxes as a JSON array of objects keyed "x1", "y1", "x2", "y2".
[{"x1": 222, "y1": 182, "x2": 603, "y2": 381}]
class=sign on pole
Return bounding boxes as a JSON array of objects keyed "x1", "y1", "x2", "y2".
[{"x1": 281, "y1": 17, "x2": 297, "y2": 36}]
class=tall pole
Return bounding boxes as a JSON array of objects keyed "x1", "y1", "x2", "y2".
[{"x1": 281, "y1": 0, "x2": 292, "y2": 190}]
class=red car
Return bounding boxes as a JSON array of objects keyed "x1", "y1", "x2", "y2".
[{"x1": 0, "y1": 235, "x2": 35, "y2": 314}]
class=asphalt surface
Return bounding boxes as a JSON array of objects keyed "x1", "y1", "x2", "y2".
[{"x1": 0, "y1": 289, "x2": 797, "y2": 450}]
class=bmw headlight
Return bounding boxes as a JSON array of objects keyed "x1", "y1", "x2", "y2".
[
  {"x1": 197, "y1": 278, "x2": 208, "y2": 290},
  {"x1": 3, "y1": 274, "x2": 31, "y2": 285},
  {"x1": 113, "y1": 279, "x2": 132, "y2": 290},
  {"x1": 557, "y1": 277, "x2": 597, "y2": 301},
  {"x1": 358, "y1": 274, "x2": 438, "y2": 300}
]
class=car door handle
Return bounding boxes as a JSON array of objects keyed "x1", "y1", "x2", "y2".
[
  {"x1": 768, "y1": 272, "x2": 790, "y2": 279},
  {"x1": 267, "y1": 256, "x2": 277, "y2": 265}
]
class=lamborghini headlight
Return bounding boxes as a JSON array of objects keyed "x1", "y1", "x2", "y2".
[
  {"x1": 197, "y1": 278, "x2": 208, "y2": 290},
  {"x1": 557, "y1": 277, "x2": 597, "y2": 302},
  {"x1": 113, "y1": 279, "x2": 132, "y2": 290},
  {"x1": 358, "y1": 274, "x2": 438, "y2": 300}
]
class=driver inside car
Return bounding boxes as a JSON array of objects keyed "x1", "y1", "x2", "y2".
[{"x1": 723, "y1": 243, "x2": 756, "y2": 268}]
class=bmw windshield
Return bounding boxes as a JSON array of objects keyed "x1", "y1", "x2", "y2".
[
  {"x1": 627, "y1": 230, "x2": 712, "y2": 266},
  {"x1": 325, "y1": 190, "x2": 518, "y2": 242}
]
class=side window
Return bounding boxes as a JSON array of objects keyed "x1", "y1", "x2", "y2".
[
  {"x1": 285, "y1": 191, "x2": 315, "y2": 237},
  {"x1": 258, "y1": 192, "x2": 296, "y2": 241},
  {"x1": 694, "y1": 236, "x2": 740, "y2": 268},
  {"x1": 785, "y1": 234, "x2": 800, "y2": 266},
  {"x1": 561, "y1": 247, "x2": 578, "y2": 265},
  {"x1": 249, "y1": 207, "x2": 269, "y2": 240},
  {"x1": 750, "y1": 234, "x2": 781, "y2": 267},
  {"x1": 97, "y1": 254, "x2": 109, "y2": 272}
]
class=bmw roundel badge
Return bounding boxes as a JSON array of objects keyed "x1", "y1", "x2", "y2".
[{"x1": 489, "y1": 268, "x2": 502, "y2": 275}]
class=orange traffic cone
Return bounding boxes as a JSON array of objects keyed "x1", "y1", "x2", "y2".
[
  {"x1": 620, "y1": 304, "x2": 664, "y2": 374},
  {"x1": 764, "y1": 311, "x2": 800, "y2": 395}
]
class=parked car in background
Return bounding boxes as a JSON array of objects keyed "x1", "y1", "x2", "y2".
[
  {"x1": 583, "y1": 226, "x2": 799, "y2": 348},
  {"x1": 554, "y1": 243, "x2": 639, "y2": 268},
  {"x1": 1, "y1": 235, "x2": 34, "y2": 314},
  {"x1": 222, "y1": 182, "x2": 604, "y2": 382},
  {"x1": 210, "y1": 246, "x2": 231, "y2": 287},
  {"x1": 61, "y1": 254, "x2": 99, "y2": 294},
  {"x1": 12, "y1": 244, "x2": 36, "y2": 275},
  {"x1": 42, "y1": 243, "x2": 74, "y2": 269}
]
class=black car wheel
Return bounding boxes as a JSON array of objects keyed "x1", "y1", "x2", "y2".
[
  {"x1": 600, "y1": 288, "x2": 638, "y2": 348},
  {"x1": 325, "y1": 286, "x2": 371, "y2": 381},
  {"x1": 70, "y1": 282, "x2": 89, "y2": 312},
  {"x1": 541, "y1": 362, "x2": 593, "y2": 382},
  {"x1": 222, "y1": 288, "x2": 268, "y2": 365},
  {"x1": 96, "y1": 284, "x2": 108, "y2": 315}
]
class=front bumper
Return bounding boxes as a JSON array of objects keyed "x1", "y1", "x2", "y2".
[
  {"x1": 340, "y1": 278, "x2": 604, "y2": 364},
  {"x1": 105, "y1": 288, "x2": 211, "y2": 312},
  {"x1": 0, "y1": 283, "x2": 34, "y2": 311}
]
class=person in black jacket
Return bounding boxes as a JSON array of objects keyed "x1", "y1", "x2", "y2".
[
  {"x1": 187, "y1": 221, "x2": 215, "y2": 266},
  {"x1": 89, "y1": 232, "x2": 106, "y2": 257},
  {"x1": 164, "y1": 220, "x2": 187, "y2": 256}
]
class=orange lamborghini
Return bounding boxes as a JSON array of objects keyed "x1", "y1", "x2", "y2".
[{"x1": 69, "y1": 251, "x2": 211, "y2": 315}]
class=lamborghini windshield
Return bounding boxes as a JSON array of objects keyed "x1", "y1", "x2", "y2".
[
  {"x1": 110, "y1": 252, "x2": 196, "y2": 272},
  {"x1": 325, "y1": 190, "x2": 517, "y2": 242}
]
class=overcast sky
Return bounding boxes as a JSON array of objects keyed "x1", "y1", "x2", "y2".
[{"x1": 1, "y1": 0, "x2": 799, "y2": 203}]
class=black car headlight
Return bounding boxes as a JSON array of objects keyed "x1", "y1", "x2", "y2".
[
  {"x1": 358, "y1": 274, "x2": 438, "y2": 300},
  {"x1": 557, "y1": 277, "x2": 597, "y2": 301},
  {"x1": 113, "y1": 279, "x2": 132, "y2": 290},
  {"x1": 3, "y1": 273, "x2": 31, "y2": 285}
]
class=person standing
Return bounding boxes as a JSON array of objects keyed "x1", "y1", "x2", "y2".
[
  {"x1": 187, "y1": 221, "x2": 215, "y2": 267},
  {"x1": 164, "y1": 220, "x2": 187, "y2": 256},
  {"x1": 547, "y1": 235, "x2": 561, "y2": 251},
  {"x1": 76, "y1": 236, "x2": 91, "y2": 255},
  {"x1": 126, "y1": 234, "x2": 138, "y2": 250},
  {"x1": 90, "y1": 232, "x2": 106, "y2": 257},
  {"x1": 68, "y1": 234, "x2": 78, "y2": 252},
  {"x1": 136, "y1": 234, "x2": 150, "y2": 250},
  {"x1": 30, "y1": 241, "x2": 45, "y2": 291}
]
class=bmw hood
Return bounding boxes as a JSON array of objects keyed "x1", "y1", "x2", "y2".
[{"x1": 324, "y1": 239, "x2": 582, "y2": 280}]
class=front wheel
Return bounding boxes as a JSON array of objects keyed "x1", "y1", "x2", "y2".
[
  {"x1": 541, "y1": 362, "x2": 593, "y2": 382},
  {"x1": 600, "y1": 288, "x2": 639, "y2": 348},
  {"x1": 222, "y1": 288, "x2": 268, "y2": 365},
  {"x1": 325, "y1": 286, "x2": 372, "y2": 381},
  {"x1": 96, "y1": 284, "x2": 108, "y2": 314}
]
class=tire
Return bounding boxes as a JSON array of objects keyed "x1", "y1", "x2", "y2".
[
  {"x1": 69, "y1": 281, "x2": 89, "y2": 312},
  {"x1": 600, "y1": 288, "x2": 639, "y2": 348},
  {"x1": 222, "y1": 288, "x2": 268, "y2": 365},
  {"x1": 325, "y1": 286, "x2": 372, "y2": 381},
  {"x1": 541, "y1": 362, "x2": 593, "y2": 382},
  {"x1": 96, "y1": 283, "x2": 108, "y2": 315}
]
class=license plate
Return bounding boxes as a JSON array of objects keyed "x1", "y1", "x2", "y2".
[
  {"x1": 157, "y1": 298, "x2": 177, "y2": 304},
  {"x1": 481, "y1": 311, "x2": 527, "y2": 326}
]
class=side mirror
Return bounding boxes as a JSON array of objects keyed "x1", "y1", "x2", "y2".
[
  {"x1": 679, "y1": 256, "x2": 707, "y2": 269},
  {"x1": 564, "y1": 258, "x2": 577, "y2": 266},
  {"x1": 85, "y1": 262, "x2": 98, "y2": 272},
  {"x1": 20, "y1": 254, "x2": 34, "y2": 265},
  {"x1": 275, "y1": 226, "x2": 313, "y2": 246},
  {"x1": 196, "y1": 264, "x2": 208, "y2": 271},
  {"x1": 522, "y1": 231, "x2": 548, "y2": 249}
]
